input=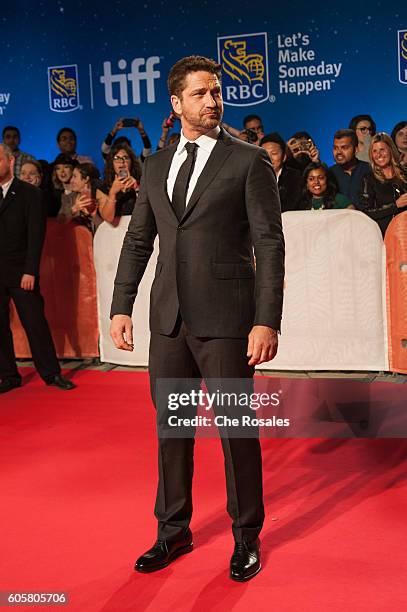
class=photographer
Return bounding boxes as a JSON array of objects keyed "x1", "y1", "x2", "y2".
[
  {"x1": 287, "y1": 131, "x2": 320, "y2": 171},
  {"x1": 240, "y1": 114, "x2": 265, "y2": 146},
  {"x1": 101, "y1": 118, "x2": 152, "y2": 162}
]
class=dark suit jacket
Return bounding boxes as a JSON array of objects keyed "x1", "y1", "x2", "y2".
[
  {"x1": 0, "y1": 178, "x2": 46, "y2": 286},
  {"x1": 278, "y1": 164, "x2": 303, "y2": 212},
  {"x1": 111, "y1": 129, "x2": 285, "y2": 338}
]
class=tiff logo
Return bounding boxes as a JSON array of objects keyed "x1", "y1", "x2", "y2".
[{"x1": 100, "y1": 57, "x2": 160, "y2": 106}]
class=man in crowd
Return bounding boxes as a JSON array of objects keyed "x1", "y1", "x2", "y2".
[
  {"x1": 242, "y1": 114, "x2": 265, "y2": 145},
  {"x1": 0, "y1": 144, "x2": 76, "y2": 393},
  {"x1": 56, "y1": 127, "x2": 93, "y2": 164},
  {"x1": 110, "y1": 56, "x2": 284, "y2": 582},
  {"x1": 330, "y1": 129, "x2": 370, "y2": 207},
  {"x1": 2, "y1": 126, "x2": 36, "y2": 178},
  {"x1": 261, "y1": 132, "x2": 302, "y2": 212}
]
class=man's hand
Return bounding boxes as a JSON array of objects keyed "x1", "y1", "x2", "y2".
[
  {"x1": 20, "y1": 274, "x2": 35, "y2": 291},
  {"x1": 110, "y1": 314, "x2": 134, "y2": 351},
  {"x1": 247, "y1": 325, "x2": 278, "y2": 366}
]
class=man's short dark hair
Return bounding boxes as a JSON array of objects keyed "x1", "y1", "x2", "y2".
[
  {"x1": 243, "y1": 114, "x2": 262, "y2": 127},
  {"x1": 260, "y1": 132, "x2": 286, "y2": 153},
  {"x1": 168, "y1": 56, "x2": 221, "y2": 98},
  {"x1": 56, "y1": 127, "x2": 77, "y2": 142},
  {"x1": 2, "y1": 125, "x2": 20, "y2": 139},
  {"x1": 333, "y1": 129, "x2": 358, "y2": 148}
]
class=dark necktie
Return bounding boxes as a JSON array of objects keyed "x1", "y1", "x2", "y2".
[
  {"x1": 171, "y1": 142, "x2": 199, "y2": 221},
  {"x1": 0, "y1": 185, "x2": 3, "y2": 203}
]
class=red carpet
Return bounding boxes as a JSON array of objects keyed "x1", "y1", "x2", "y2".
[{"x1": 0, "y1": 370, "x2": 406, "y2": 611}]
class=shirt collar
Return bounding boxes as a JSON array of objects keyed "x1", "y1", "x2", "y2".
[
  {"x1": 0, "y1": 176, "x2": 14, "y2": 197},
  {"x1": 177, "y1": 126, "x2": 221, "y2": 155}
]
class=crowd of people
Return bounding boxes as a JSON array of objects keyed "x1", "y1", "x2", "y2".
[{"x1": 2, "y1": 113, "x2": 407, "y2": 237}]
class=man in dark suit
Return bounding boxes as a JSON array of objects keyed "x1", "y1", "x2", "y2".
[
  {"x1": 0, "y1": 144, "x2": 75, "y2": 393},
  {"x1": 261, "y1": 132, "x2": 303, "y2": 212},
  {"x1": 110, "y1": 56, "x2": 285, "y2": 581}
]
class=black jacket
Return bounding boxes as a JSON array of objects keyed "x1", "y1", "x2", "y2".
[
  {"x1": 278, "y1": 164, "x2": 303, "y2": 212},
  {"x1": 0, "y1": 178, "x2": 46, "y2": 286},
  {"x1": 111, "y1": 129, "x2": 285, "y2": 337}
]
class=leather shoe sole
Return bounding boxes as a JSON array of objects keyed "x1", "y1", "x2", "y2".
[{"x1": 135, "y1": 542, "x2": 193, "y2": 573}]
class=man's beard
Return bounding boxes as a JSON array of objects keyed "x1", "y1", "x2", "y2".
[
  {"x1": 183, "y1": 107, "x2": 223, "y2": 131},
  {"x1": 200, "y1": 110, "x2": 222, "y2": 129}
]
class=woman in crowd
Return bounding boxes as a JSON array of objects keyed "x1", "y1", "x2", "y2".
[
  {"x1": 98, "y1": 143, "x2": 142, "y2": 223},
  {"x1": 101, "y1": 117, "x2": 152, "y2": 161},
  {"x1": 20, "y1": 159, "x2": 58, "y2": 216},
  {"x1": 59, "y1": 163, "x2": 102, "y2": 231},
  {"x1": 300, "y1": 162, "x2": 354, "y2": 210},
  {"x1": 52, "y1": 154, "x2": 78, "y2": 220},
  {"x1": 391, "y1": 121, "x2": 407, "y2": 170},
  {"x1": 359, "y1": 132, "x2": 407, "y2": 236},
  {"x1": 20, "y1": 160, "x2": 42, "y2": 188},
  {"x1": 349, "y1": 114, "x2": 376, "y2": 162}
]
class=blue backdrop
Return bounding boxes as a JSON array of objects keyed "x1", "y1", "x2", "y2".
[{"x1": 1, "y1": 1, "x2": 406, "y2": 168}]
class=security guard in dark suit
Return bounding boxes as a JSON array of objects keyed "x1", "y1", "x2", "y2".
[{"x1": 0, "y1": 144, "x2": 75, "y2": 393}]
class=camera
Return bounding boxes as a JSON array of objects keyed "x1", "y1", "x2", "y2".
[
  {"x1": 122, "y1": 118, "x2": 139, "y2": 128},
  {"x1": 299, "y1": 138, "x2": 313, "y2": 152},
  {"x1": 289, "y1": 137, "x2": 314, "y2": 155},
  {"x1": 243, "y1": 128, "x2": 258, "y2": 144}
]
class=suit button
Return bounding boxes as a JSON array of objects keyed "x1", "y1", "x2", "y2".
[{"x1": 177, "y1": 226, "x2": 184, "y2": 232}]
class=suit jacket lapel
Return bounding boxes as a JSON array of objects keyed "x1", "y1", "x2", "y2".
[
  {"x1": 180, "y1": 129, "x2": 233, "y2": 223},
  {"x1": 0, "y1": 178, "x2": 18, "y2": 216}
]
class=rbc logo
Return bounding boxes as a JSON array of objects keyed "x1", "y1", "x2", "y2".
[
  {"x1": 48, "y1": 65, "x2": 80, "y2": 112},
  {"x1": 398, "y1": 29, "x2": 407, "y2": 84},
  {"x1": 217, "y1": 32, "x2": 270, "y2": 107}
]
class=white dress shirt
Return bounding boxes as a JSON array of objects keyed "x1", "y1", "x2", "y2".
[
  {"x1": 167, "y1": 126, "x2": 220, "y2": 206},
  {"x1": 0, "y1": 176, "x2": 14, "y2": 199}
]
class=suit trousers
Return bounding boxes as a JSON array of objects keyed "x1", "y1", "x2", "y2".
[
  {"x1": 149, "y1": 318, "x2": 265, "y2": 543},
  {"x1": 0, "y1": 282, "x2": 60, "y2": 382}
]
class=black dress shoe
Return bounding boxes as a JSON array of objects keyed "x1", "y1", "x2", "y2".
[
  {"x1": 45, "y1": 375, "x2": 76, "y2": 390},
  {"x1": 135, "y1": 532, "x2": 193, "y2": 573},
  {"x1": 0, "y1": 378, "x2": 22, "y2": 394},
  {"x1": 230, "y1": 538, "x2": 261, "y2": 582}
]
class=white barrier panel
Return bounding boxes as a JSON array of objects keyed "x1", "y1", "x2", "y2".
[
  {"x1": 260, "y1": 210, "x2": 389, "y2": 371},
  {"x1": 94, "y1": 217, "x2": 157, "y2": 366},
  {"x1": 94, "y1": 211, "x2": 389, "y2": 371}
]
